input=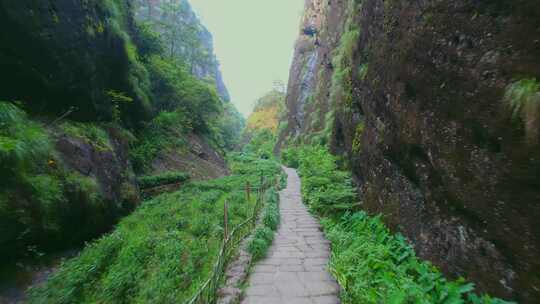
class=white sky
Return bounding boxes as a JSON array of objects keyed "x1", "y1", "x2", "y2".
[{"x1": 189, "y1": 0, "x2": 305, "y2": 116}]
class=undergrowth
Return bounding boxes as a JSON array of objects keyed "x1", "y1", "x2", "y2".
[
  {"x1": 137, "y1": 171, "x2": 190, "y2": 189},
  {"x1": 247, "y1": 188, "x2": 280, "y2": 261},
  {"x1": 283, "y1": 145, "x2": 514, "y2": 304},
  {"x1": 0, "y1": 102, "x2": 128, "y2": 261},
  {"x1": 28, "y1": 152, "x2": 282, "y2": 303}
]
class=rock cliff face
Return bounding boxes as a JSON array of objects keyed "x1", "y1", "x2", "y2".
[
  {"x1": 278, "y1": 0, "x2": 540, "y2": 302},
  {"x1": 133, "y1": 0, "x2": 230, "y2": 101},
  {"x1": 0, "y1": 0, "x2": 152, "y2": 123}
]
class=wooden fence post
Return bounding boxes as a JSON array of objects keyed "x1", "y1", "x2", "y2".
[{"x1": 223, "y1": 200, "x2": 228, "y2": 241}]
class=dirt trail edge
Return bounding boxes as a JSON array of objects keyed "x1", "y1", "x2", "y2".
[{"x1": 242, "y1": 167, "x2": 340, "y2": 304}]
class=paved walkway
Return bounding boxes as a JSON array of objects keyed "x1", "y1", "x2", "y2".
[{"x1": 242, "y1": 167, "x2": 340, "y2": 304}]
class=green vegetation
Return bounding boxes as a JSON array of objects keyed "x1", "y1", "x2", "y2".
[
  {"x1": 247, "y1": 188, "x2": 280, "y2": 261},
  {"x1": 137, "y1": 171, "x2": 190, "y2": 189},
  {"x1": 282, "y1": 145, "x2": 512, "y2": 304},
  {"x1": 28, "y1": 152, "x2": 282, "y2": 303},
  {"x1": 328, "y1": 0, "x2": 362, "y2": 119},
  {"x1": 243, "y1": 89, "x2": 285, "y2": 157},
  {"x1": 295, "y1": 146, "x2": 358, "y2": 214},
  {"x1": 243, "y1": 129, "x2": 276, "y2": 160},
  {"x1": 323, "y1": 213, "x2": 511, "y2": 304},
  {"x1": 505, "y1": 78, "x2": 540, "y2": 143},
  {"x1": 59, "y1": 121, "x2": 113, "y2": 152},
  {"x1": 0, "y1": 102, "x2": 130, "y2": 261},
  {"x1": 129, "y1": 34, "x2": 242, "y2": 172}
]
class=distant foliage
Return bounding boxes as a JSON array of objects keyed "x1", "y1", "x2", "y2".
[
  {"x1": 218, "y1": 103, "x2": 245, "y2": 150},
  {"x1": 130, "y1": 50, "x2": 241, "y2": 171},
  {"x1": 28, "y1": 152, "x2": 282, "y2": 303},
  {"x1": 245, "y1": 89, "x2": 285, "y2": 135},
  {"x1": 243, "y1": 129, "x2": 276, "y2": 160}
]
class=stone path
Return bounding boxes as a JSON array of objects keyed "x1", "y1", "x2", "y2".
[{"x1": 242, "y1": 167, "x2": 340, "y2": 304}]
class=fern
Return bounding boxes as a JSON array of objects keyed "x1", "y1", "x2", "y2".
[{"x1": 505, "y1": 78, "x2": 540, "y2": 143}]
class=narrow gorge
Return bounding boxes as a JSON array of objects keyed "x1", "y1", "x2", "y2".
[{"x1": 0, "y1": 0, "x2": 539, "y2": 303}]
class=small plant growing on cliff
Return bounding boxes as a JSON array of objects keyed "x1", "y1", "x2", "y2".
[
  {"x1": 106, "y1": 90, "x2": 133, "y2": 123},
  {"x1": 504, "y1": 78, "x2": 540, "y2": 143},
  {"x1": 352, "y1": 122, "x2": 364, "y2": 153}
]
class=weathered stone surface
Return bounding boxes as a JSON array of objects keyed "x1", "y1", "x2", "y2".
[
  {"x1": 277, "y1": 0, "x2": 540, "y2": 302},
  {"x1": 242, "y1": 168, "x2": 339, "y2": 304}
]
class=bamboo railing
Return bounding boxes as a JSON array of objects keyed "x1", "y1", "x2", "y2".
[{"x1": 185, "y1": 176, "x2": 273, "y2": 304}]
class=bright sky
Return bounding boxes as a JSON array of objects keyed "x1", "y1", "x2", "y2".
[{"x1": 189, "y1": 0, "x2": 305, "y2": 116}]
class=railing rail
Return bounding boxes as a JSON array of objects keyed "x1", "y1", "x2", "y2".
[{"x1": 186, "y1": 177, "x2": 274, "y2": 304}]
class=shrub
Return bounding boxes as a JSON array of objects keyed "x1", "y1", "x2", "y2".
[
  {"x1": 504, "y1": 78, "x2": 540, "y2": 143},
  {"x1": 247, "y1": 186, "x2": 280, "y2": 261},
  {"x1": 242, "y1": 129, "x2": 276, "y2": 159},
  {"x1": 296, "y1": 145, "x2": 358, "y2": 214},
  {"x1": 138, "y1": 171, "x2": 190, "y2": 189},
  {"x1": 247, "y1": 227, "x2": 275, "y2": 261}
]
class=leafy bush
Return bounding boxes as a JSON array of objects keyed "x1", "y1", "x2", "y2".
[
  {"x1": 504, "y1": 78, "x2": 540, "y2": 143},
  {"x1": 280, "y1": 147, "x2": 300, "y2": 168},
  {"x1": 243, "y1": 129, "x2": 276, "y2": 159},
  {"x1": 29, "y1": 153, "x2": 282, "y2": 303},
  {"x1": 138, "y1": 171, "x2": 190, "y2": 189},
  {"x1": 247, "y1": 187, "x2": 280, "y2": 261},
  {"x1": 295, "y1": 145, "x2": 358, "y2": 214}
]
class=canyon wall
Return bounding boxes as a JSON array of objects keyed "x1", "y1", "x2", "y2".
[{"x1": 277, "y1": 0, "x2": 540, "y2": 302}]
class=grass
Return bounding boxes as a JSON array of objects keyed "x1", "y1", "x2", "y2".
[
  {"x1": 137, "y1": 171, "x2": 190, "y2": 189},
  {"x1": 247, "y1": 188, "x2": 280, "y2": 261},
  {"x1": 58, "y1": 121, "x2": 113, "y2": 152},
  {"x1": 28, "y1": 152, "x2": 282, "y2": 303},
  {"x1": 283, "y1": 145, "x2": 513, "y2": 304}
]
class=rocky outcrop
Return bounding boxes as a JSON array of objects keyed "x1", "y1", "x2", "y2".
[
  {"x1": 151, "y1": 134, "x2": 228, "y2": 180},
  {"x1": 278, "y1": 0, "x2": 540, "y2": 302},
  {"x1": 0, "y1": 0, "x2": 150, "y2": 123},
  {"x1": 54, "y1": 124, "x2": 139, "y2": 209},
  {"x1": 276, "y1": 0, "x2": 348, "y2": 149}
]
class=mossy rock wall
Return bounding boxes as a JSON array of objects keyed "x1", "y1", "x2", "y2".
[
  {"x1": 279, "y1": 0, "x2": 540, "y2": 302},
  {"x1": 0, "y1": 0, "x2": 150, "y2": 123}
]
